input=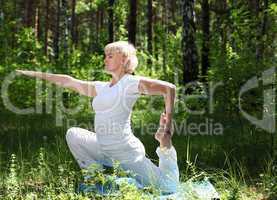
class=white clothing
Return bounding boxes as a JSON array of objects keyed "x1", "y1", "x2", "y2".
[
  {"x1": 66, "y1": 74, "x2": 179, "y2": 193},
  {"x1": 92, "y1": 74, "x2": 141, "y2": 143}
]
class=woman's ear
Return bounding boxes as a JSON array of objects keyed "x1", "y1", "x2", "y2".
[
  {"x1": 122, "y1": 55, "x2": 129, "y2": 67},
  {"x1": 124, "y1": 60, "x2": 130, "y2": 68}
]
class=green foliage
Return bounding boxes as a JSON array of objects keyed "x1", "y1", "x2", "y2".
[
  {"x1": 76, "y1": 0, "x2": 107, "y2": 14},
  {"x1": 257, "y1": 159, "x2": 277, "y2": 200},
  {"x1": 113, "y1": 1, "x2": 128, "y2": 41},
  {"x1": 0, "y1": 0, "x2": 276, "y2": 199},
  {"x1": 15, "y1": 28, "x2": 44, "y2": 64},
  {"x1": 0, "y1": 114, "x2": 275, "y2": 199},
  {"x1": 4, "y1": 154, "x2": 20, "y2": 199}
]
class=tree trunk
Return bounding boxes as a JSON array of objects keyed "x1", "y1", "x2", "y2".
[
  {"x1": 89, "y1": 4, "x2": 94, "y2": 52},
  {"x1": 169, "y1": 0, "x2": 177, "y2": 34},
  {"x1": 24, "y1": 0, "x2": 35, "y2": 27},
  {"x1": 256, "y1": 0, "x2": 268, "y2": 62},
  {"x1": 44, "y1": 0, "x2": 49, "y2": 55},
  {"x1": 108, "y1": 0, "x2": 115, "y2": 43},
  {"x1": 248, "y1": 0, "x2": 260, "y2": 14},
  {"x1": 213, "y1": 0, "x2": 228, "y2": 58},
  {"x1": 35, "y1": 5, "x2": 41, "y2": 40},
  {"x1": 0, "y1": 0, "x2": 5, "y2": 59},
  {"x1": 54, "y1": 0, "x2": 60, "y2": 61},
  {"x1": 162, "y1": 0, "x2": 168, "y2": 76},
  {"x1": 153, "y1": 1, "x2": 159, "y2": 60},
  {"x1": 128, "y1": 0, "x2": 137, "y2": 46},
  {"x1": 100, "y1": 6, "x2": 104, "y2": 30},
  {"x1": 96, "y1": 9, "x2": 100, "y2": 44},
  {"x1": 71, "y1": 0, "x2": 77, "y2": 47},
  {"x1": 147, "y1": 0, "x2": 153, "y2": 69},
  {"x1": 61, "y1": 0, "x2": 69, "y2": 68},
  {"x1": 11, "y1": 0, "x2": 17, "y2": 49},
  {"x1": 61, "y1": 0, "x2": 69, "y2": 105},
  {"x1": 0, "y1": 0, "x2": 2, "y2": 19},
  {"x1": 247, "y1": 0, "x2": 262, "y2": 61},
  {"x1": 201, "y1": 0, "x2": 210, "y2": 80},
  {"x1": 0, "y1": 0, "x2": 3, "y2": 30},
  {"x1": 181, "y1": 0, "x2": 199, "y2": 84}
]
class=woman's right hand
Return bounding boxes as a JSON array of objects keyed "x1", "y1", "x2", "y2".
[{"x1": 16, "y1": 70, "x2": 36, "y2": 77}]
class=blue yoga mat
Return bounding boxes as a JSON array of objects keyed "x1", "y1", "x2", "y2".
[{"x1": 77, "y1": 176, "x2": 220, "y2": 200}]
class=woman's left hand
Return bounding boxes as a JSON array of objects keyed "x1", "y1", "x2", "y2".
[
  {"x1": 164, "y1": 115, "x2": 173, "y2": 136},
  {"x1": 155, "y1": 112, "x2": 172, "y2": 148}
]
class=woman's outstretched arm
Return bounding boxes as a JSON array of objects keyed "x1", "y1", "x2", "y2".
[
  {"x1": 16, "y1": 70, "x2": 97, "y2": 97},
  {"x1": 138, "y1": 77, "x2": 176, "y2": 135}
]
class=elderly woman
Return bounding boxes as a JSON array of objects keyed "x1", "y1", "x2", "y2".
[{"x1": 16, "y1": 41, "x2": 179, "y2": 194}]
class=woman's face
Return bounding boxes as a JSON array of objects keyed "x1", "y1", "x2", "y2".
[{"x1": 104, "y1": 52, "x2": 125, "y2": 74}]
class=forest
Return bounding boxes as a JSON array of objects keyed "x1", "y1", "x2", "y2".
[{"x1": 0, "y1": 0, "x2": 276, "y2": 199}]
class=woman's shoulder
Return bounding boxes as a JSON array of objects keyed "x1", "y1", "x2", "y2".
[
  {"x1": 122, "y1": 74, "x2": 144, "y2": 87},
  {"x1": 119, "y1": 74, "x2": 141, "y2": 94},
  {"x1": 124, "y1": 73, "x2": 146, "y2": 81}
]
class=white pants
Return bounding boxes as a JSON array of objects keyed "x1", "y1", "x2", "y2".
[{"x1": 66, "y1": 127, "x2": 179, "y2": 193}]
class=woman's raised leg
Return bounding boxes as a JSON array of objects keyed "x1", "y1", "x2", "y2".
[
  {"x1": 119, "y1": 113, "x2": 180, "y2": 193},
  {"x1": 119, "y1": 144, "x2": 179, "y2": 194}
]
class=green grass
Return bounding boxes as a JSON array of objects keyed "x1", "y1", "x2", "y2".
[{"x1": 0, "y1": 111, "x2": 276, "y2": 199}]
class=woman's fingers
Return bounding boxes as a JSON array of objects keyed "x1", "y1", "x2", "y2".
[
  {"x1": 15, "y1": 70, "x2": 24, "y2": 74},
  {"x1": 159, "y1": 114, "x2": 163, "y2": 125},
  {"x1": 16, "y1": 70, "x2": 28, "y2": 75},
  {"x1": 160, "y1": 112, "x2": 166, "y2": 125},
  {"x1": 16, "y1": 70, "x2": 35, "y2": 77}
]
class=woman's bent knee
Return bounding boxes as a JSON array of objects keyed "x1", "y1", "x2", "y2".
[{"x1": 66, "y1": 127, "x2": 79, "y2": 143}]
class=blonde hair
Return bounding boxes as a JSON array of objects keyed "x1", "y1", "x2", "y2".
[{"x1": 104, "y1": 41, "x2": 138, "y2": 74}]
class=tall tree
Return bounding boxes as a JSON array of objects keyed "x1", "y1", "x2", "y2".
[
  {"x1": 89, "y1": 3, "x2": 95, "y2": 52},
  {"x1": 169, "y1": 0, "x2": 177, "y2": 34},
  {"x1": 201, "y1": 0, "x2": 210, "y2": 79},
  {"x1": 181, "y1": 0, "x2": 199, "y2": 84},
  {"x1": 24, "y1": 0, "x2": 35, "y2": 27},
  {"x1": 0, "y1": 0, "x2": 3, "y2": 31},
  {"x1": 247, "y1": 0, "x2": 262, "y2": 61},
  {"x1": 61, "y1": 0, "x2": 69, "y2": 68},
  {"x1": 162, "y1": 0, "x2": 168, "y2": 76},
  {"x1": 100, "y1": 6, "x2": 104, "y2": 30},
  {"x1": 96, "y1": 9, "x2": 100, "y2": 44},
  {"x1": 108, "y1": 0, "x2": 115, "y2": 43},
  {"x1": 71, "y1": 0, "x2": 77, "y2": 47},
  {"x1": 147, "y1": 0, "x2": 153, "y2": 68},
  {"x1": 54, "y1": 0, "x2": 60, "y2": 60},
  {"x1": 44, "y1": 0, "x2": 50, "y2": 55},
  {"x1": 152, "y1": 1, "x2": 160, "y2": 60},
  {"x1": 11, "y1": 0, "x2": 18, "y2": 49},
  {"x1": 128, "y1": 0, "x2": 137, "y2": 46},
  {"x1": 0, "y1": 0, "x2": 2, "y2": 19},
  {"x1": 212, "y1": 0, "x2": 228, "y2": 60},
  {"x1": 256, "y1": 0, "x2": 269, "y2": 62},
  {"x1": 34, "y1": 2, "x2": 41, "y2": 40}
]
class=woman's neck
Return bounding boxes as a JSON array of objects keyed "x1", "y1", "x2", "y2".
[{"x1": 110, "y1": 71, "x2": 127, "y2": 86}]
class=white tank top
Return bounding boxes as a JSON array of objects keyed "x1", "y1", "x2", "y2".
[{"x1": 91, "y1": 74, "x2": 141, "y2": 146}]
